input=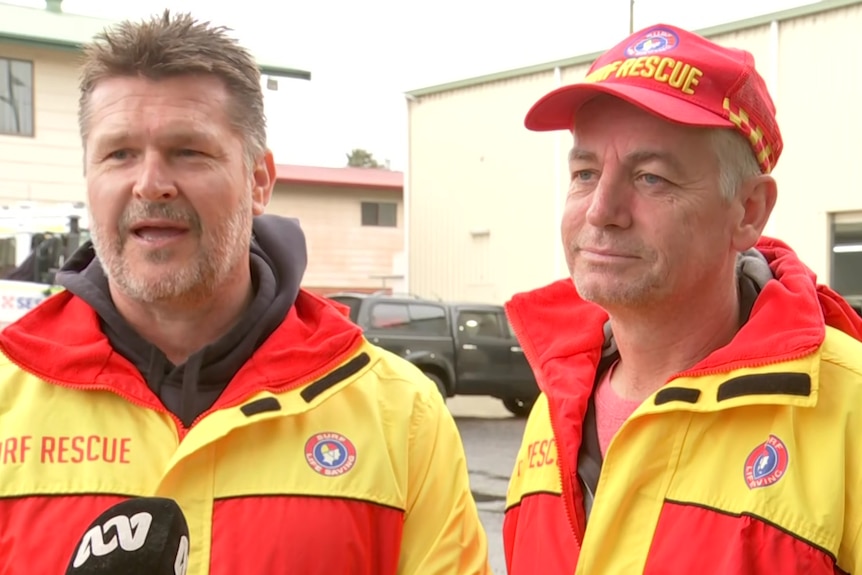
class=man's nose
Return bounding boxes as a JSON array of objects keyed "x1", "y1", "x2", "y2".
[
  {"x1": 132, "y1": 151, "x2": 178, "y2": 201},
  {"x1": 584, "y1": 172, "x2": 633, "y2": 229}
]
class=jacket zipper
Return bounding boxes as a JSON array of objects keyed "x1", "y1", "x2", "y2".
[
  {"x1": 180, "y1": 341, "x2": 366, "y2": 434},
  {"x1": 546, "y1": 400, "x2": 583, "y2": 552},
  {"x1": 506, "y1": 309, "x2": 583, "y2": 552}
]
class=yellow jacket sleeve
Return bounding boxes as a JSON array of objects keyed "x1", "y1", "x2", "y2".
[
  {"x1": 838, "y1": 403, "x2": 862, "y2": 574},
  {"x1": 397, "y1": 383, "x2": 492, "y2": 574}
]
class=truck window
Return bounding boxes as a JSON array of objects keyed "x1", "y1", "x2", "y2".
[
  {"x1": 370, "y1": 302, "x2": 447, "y2": 336},
  {"x1": 457, "y1": 310, "x2": 505, "y2": 340},
  {"x1": 370, "y1": 302, "x2": 410, "y2": 329},
  {"x1": 328, "y1": 296, "x2": 362, "y2": 322},
  {"x1": 407, "y1": 304, "x2": 447, "y2": 336}
]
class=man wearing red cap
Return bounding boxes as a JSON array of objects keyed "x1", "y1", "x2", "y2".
[{"x1": 503, "y1": 23, "x2": 862, "y2": 574}]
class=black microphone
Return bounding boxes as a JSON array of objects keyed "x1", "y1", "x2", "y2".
[{"x1": 65, "y1": 497, "x2": 190, "y2": 575}]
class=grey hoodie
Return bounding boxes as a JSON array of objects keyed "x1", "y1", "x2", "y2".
[{"x1": 56, "y1": 214, "x2": 307, "y2": 427}]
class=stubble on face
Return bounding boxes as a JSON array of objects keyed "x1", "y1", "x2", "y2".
[
  {"x1": 90, "y1": 190, "x2": 253, "y2": 304},
  {"x1": 568, "y1": 232, "x2": 666, "y2": 308}
]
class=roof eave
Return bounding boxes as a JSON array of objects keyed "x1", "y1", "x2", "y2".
[
  {"x1": 276, "y1": 179, "x2": 403, "y2": 191},
  {"x1": 0, "y1": 36, "x2": 312, "y2": 81},
  {"x1": 0, "y1": 34, "x2": 80, "y2": 52}
]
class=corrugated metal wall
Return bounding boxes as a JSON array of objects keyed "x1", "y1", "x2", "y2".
[
  {"x1": 771, "y1": 3, "x2": 862, "y2": 280},
  {"x1": 408, "y1": 71, "x2": 560, "y2": 303}
]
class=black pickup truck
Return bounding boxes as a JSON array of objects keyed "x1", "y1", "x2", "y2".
[{"x1": 327, "y1": 292, "x2": 540, "y2": 416}]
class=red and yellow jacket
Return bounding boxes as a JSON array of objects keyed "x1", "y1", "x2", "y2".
[
  {"x1": 0, "y1": 289, "x2": 490, "y2": 574},
  {"x1": 503, "y1": 238, "x2": 862, "y2": 574}
]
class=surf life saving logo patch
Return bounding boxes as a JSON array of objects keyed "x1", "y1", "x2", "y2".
[
  {"x1": 305, "y1": 432, "x2": 357, "y2": 477},
  {"x1": 625, "y1": 27, "x2": 680, "y2": 57},
  {"x1": 744, "y1": 435, "x2": 789, "y2": 489}
]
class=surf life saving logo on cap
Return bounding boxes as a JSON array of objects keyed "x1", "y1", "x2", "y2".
[
  {"x1": 743, "y1": 435, "x2": 789, "y2": 489},
  {"x1": 305, "y1": 432, "x2": 357, "y2": 477},
  {"x1": 625, "y1": 27, "x2": 680, "y2": 57},
  {"x1": 585, "y1": 26, "x2": 700, "y2": 97}
]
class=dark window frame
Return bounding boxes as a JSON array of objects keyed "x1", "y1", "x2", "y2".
[
  {"x1": 0, "y1": 57, "x2": 35, "y2": 138},
  {"x1": 361, "y1": 201, "x2": 397, "y2": 227},
  {"x1": 830, "y1": 216, "x2": 862, "y2": 310}
]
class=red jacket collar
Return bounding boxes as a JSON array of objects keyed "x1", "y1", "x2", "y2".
[
  {"x1": 505, "y1": 236, "x2": 862, "y2": 399},
  {"x1": 0, "y1": 289, "x2": 365, "y2": 412}
]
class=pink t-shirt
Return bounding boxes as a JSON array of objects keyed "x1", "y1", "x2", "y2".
[{"x1": 594, "y1": 360, "x2": 641, "y2": 457}]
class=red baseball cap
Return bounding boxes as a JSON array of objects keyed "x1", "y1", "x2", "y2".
[{"x1": 524, "y1": 23, "x2": 783, "y2": 173}]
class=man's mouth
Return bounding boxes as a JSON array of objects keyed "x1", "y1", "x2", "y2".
[{"x1": 129, "y1": 221, "x2": 190, "y2": 242}]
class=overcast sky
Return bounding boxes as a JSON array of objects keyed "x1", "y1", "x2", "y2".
[{"x1": 10, "y1": 0, "x2": 813, "y2": 169}]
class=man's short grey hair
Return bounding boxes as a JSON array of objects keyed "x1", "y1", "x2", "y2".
[
  {"x1": 78, "y1": 10, "x2": 266, "y2": 167},
  {"x1": 710, "y1": 129, "x2": 762, "y2": 201}
]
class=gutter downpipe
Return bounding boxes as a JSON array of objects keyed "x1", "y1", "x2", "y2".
[{"x1": 403, "y1": 93, "x2": 416, "y2": 293}]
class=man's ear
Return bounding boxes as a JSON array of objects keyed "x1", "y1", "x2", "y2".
[
  {"x1": 251, "y1": 150, "x2": 276, "y2": 216},
  {"x1": 731, "y1": 174, "x2": 777, "y2": 252}
]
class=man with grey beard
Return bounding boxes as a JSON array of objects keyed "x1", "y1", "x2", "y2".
[{"x1": 0, "y1": 10, "x2": 490, "y2": 575}]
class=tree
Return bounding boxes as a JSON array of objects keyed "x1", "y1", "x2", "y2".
[{"x1": 346, "y1": 148, "x2": 382, "y2": 168}]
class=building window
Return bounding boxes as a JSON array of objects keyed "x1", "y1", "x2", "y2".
[
  {"x1": 0, "y1": 236, "x2": 16, "y2": 278},
  {"x1": 361, "y1": 202, "x2": 397, "y2": 227},
  {"x1": 831, "y1": 213, "x2": 862, "y2": 314},
  {"x1": 0, "y1": 58, "x2": 34, "y2": 137}
]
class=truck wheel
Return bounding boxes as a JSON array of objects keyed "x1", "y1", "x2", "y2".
[
  {"x1": 422, "y1": 371, "x2": 447, "y2": 398},
  {"x1": 503, "y1": 397, "x2": 535, "y2": 417}
]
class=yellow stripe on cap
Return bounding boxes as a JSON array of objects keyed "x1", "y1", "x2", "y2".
[{"x1": 723, "y1": 97, "x2": 775, "y2": 174}]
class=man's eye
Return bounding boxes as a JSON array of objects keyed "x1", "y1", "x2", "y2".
[
  {"x1": 176, "y1": 149, "x2": 203, "y2": 157},
  {"x1": 106, "y1": 150, "x2": 130, "y2": 161},
  {"x1": 637, "y1": 173, "x2": 667, "y2": 185}
]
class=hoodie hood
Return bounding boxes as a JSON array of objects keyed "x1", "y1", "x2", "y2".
[
  {"x1": 506, "y1": 236, "x2": 862, "y2": 399},
  {"x1": 0, "y1": 214, "x2": 363, "y2": 428}
]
